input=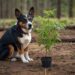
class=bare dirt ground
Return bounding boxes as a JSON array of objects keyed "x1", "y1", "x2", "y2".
[{"x1": 0, "y1": 29, "x2": 75, "y2": 75}]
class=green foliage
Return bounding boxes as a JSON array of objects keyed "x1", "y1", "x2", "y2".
[
  {"x1": 43, "y1": 9, "x2": 56, "y2": 18},
  {"x1": 0, "y1": 19, "x2": 16, "y2": 27},
  {"x1": 34, "y1": 16, "x2": 66, "y2": 53}
]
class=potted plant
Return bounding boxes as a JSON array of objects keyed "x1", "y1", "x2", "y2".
[{"x1": 34, "y1": 16, "x2": 65, "y2": 68}]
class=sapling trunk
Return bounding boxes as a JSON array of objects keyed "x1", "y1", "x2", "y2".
[
  {"x1": 45, "y1": 69, "x2": 47, "y2": 75},
  {"x1": 45, "y1": 48, "x2": 51, "y2": 57},
  {"x1": 45, "y1": 49, "x2": 49, "y2": 56}
]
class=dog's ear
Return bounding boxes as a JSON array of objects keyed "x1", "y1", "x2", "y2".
[
  {"x1": 27, "y1": 7, "x2": 35, "y2": 21},
  {"x1": 15, "y1": 8, "x2": 22, "y2": 19}
]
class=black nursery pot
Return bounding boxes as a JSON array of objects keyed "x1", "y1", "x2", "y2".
[{"x1": 41, "y1": 57, "x2": 52, "y2": 68}]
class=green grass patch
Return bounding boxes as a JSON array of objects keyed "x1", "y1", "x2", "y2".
[
  {"x1": 33, "y1": 17, "x2": 75, "y2": 28},
  {"x1": 0, "y1": 19, "x2": 16, "y2": 27}
]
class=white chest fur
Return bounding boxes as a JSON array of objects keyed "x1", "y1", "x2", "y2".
[{"x1": 18, "y1": 33, "x2": 31, "y2": 48}]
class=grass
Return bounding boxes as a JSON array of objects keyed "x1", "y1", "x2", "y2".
[
  {"x1": 0, "y1": 19, "x2": 16, "y2": 27},
  {"x1": 33, "y1": 17, "x2": 75, "y2": 27}
]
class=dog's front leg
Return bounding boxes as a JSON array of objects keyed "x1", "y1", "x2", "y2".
[
  {"x1": 25, "y1": 47, "x2": 33, "y2": 61},
  {"x1": 18, "y1": 46, "x2": 29, "y2": 63}
]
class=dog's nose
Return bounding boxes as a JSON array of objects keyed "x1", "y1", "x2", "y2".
[{"x1": 28, "y1": 24, "x2": 32, "y2": 29}]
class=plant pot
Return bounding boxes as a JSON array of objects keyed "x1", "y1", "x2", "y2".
[{"x1": 41, "y1": 56, "x2": 52, "y2": 68}]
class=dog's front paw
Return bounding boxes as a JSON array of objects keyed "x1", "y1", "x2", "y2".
[
  {"x1": 25, "y1": 52, "x2": 33, "y2": 62},
  {"x1": 20, "y1": 54, "x2": 29, "y2": 63},
  {"x1": 27, "y1": 58, "x2": 33, "y2": 61},
  {"x1": 22, "y1": 59, "x2": 29, "y2": 63}
]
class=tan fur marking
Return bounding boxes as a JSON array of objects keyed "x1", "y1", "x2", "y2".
[
  {"x1": 8, "y1": 45, "x2": 14, "y2": 58},
  {"x1": 18, "y1": 46, "x2": 24, "y2": 55},
  {"x1": 17, "y1": 46, "x2": 28, "y2": 55},
  {"x1": 24, "y1": 46, "x2": 28, "y2": 52}
]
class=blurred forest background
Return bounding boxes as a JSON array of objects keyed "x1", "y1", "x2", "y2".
[{"x1": 0, "y1": 0, "x2": 75, "y2": 19}]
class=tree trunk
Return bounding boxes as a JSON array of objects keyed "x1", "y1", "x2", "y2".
[
  {"x1": 69, "y1": 0, "x2": 73, "y2": 18},
  {"x1": 0, "y1": 0, "x2": 2, "y2": 18},
  {"x1": 57, "y1": 0, "x2": 61, "y2": 19}
]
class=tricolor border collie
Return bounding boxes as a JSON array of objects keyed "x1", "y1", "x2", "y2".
[{"x1": 0, "y1": 7, "x2": 34, "y2": 63}]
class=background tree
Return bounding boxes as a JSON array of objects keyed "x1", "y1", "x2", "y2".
[
  {"x1": 57, "y1": 0, "x2": 61, "y2": 19},
  {"x1": 69, "y1": 0, "x2": 73, "y2": 18}
]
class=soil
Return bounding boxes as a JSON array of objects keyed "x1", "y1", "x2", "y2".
[{"x1": 0, "y1": 29, "x2": 75, "y2": 75}]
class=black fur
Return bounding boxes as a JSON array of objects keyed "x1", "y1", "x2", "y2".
[{"x1": 0, "y1": 25, "x2": 23, "y2": 60}]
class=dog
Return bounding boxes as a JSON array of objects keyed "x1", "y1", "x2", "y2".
[{"x1": 0, "y1": 7, "x2": 35, "y2": 63}]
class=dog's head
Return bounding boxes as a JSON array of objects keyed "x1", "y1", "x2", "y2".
[{"x1": 15, "y1": 7, "x2": 34, "y2": 33}]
